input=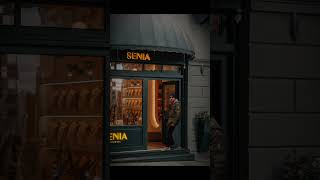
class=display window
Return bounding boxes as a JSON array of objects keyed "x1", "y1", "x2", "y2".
[
  {"x1": 110, "y1": 62, "x2": 143, "y2": 71},
  {"x1": 110, "y1": 62, "x2": 181, "y2": 73},
  {"x1": 144, "y1": 64, "x2": 162, "y2": 71},
  {"x1": 163, "y1": 65, "x2": 181, "y2": 72},
  {"x1": 110, "y1": 79, "x2": 143, "y2": 126},
  {"x1": 0, "y1": 54, "x2": 104, "y2": 179}
]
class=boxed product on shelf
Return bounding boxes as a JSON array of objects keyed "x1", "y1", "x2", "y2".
[
  {"x1": 40, "y1": 82, "x2": 103, "y2": 116},
  {"x1": 51, "y1": 56, "x2": 103, "y2": 83},
  {"x1": 43, "y1": 117, "x2": 103, "y2": 148}
]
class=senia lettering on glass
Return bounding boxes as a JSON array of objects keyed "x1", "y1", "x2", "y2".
[
  {"x1": 110, "y1": 132, "x2": 128, "y2": 144},
  {"x1": 127, "y1": 52, "x2": 151, "y2": 61}
]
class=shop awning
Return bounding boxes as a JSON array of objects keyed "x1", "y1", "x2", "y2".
[{"x1": 110, "y1": 14, "x2": 195, "y2": 56}]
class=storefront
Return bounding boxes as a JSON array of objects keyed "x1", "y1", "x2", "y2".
[
  {"x1": 109, "y1": 14, "x2": 195, "y2": 156},
  {"x1": 0, "y1": 10, "x2": 200, "y2": 179},
  {"x1": 109, "y1": 49, "x2": 193, "y2": 152}
]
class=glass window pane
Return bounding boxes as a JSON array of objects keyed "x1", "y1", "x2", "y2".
[
  {"x1": 110, "y1": 79, "x2": 143, "y2": 126},
  {"x1": 110, "y1": 62, "x2": 143, "y2": 71},
  {"x1": 163, "y1": 65, "x2": 181, "y2": 72},
  {"x1": 110, "y1": 62, "x2": 116, "y2": 70},
  {"x1": 0, "y1": 3, "x2": 14, "y2": 25},
  {"x1": 110, "y1": 63, "x2": 182, "y2": 73},
  {"x1": 144, "y1": 64, "x2": 162, "y2": 71},
  {"x1": 21, "y1": 4, "x2": 104, "y2": 30},
  {"x1": 0, "y1": 54, "x2": 103, "y2": 179}
]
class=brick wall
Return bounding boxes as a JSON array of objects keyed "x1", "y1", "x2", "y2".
[
  {"x1": 176, "y1": 15, "x2": 211, "y2": 153},
  {"x1": 188, "y1": 61, "x2": 210, "y2": 152}
]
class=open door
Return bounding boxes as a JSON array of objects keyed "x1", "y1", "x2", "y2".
[
  {"x1": 161, "y1": 81, "x2": 179, "y2": 146},
  {"x1": 145, "y1": 80, "x2": 181, "y2": 149}
]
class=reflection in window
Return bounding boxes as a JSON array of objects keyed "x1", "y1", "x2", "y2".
[
  {"x1": 21, "y1": 4, "x2": 104, "y2": 30},
  {"x1": 0, "y1": 3, "x2": 14, "y2": 25},
  {"x1": 110, "y1": 79, "x2": 143, "y2": 126},
  {"x1": 0, "y1": 54, "x2": 103, "y2": 179}
]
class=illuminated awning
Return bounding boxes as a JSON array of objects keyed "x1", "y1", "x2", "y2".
[{"x1": 110, "y1": 14, "x2": 195, "y2": 56}]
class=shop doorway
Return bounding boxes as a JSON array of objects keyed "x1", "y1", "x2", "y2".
[{"x1": 147, "y1": 80, "x2": 180, "y2": 150}]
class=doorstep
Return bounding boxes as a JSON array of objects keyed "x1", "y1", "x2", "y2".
[{"x1": 111, "y1": 148, "x2": 195, "y2": 163}]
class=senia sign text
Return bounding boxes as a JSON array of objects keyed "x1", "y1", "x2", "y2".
[
  {"x1": 110, "y1": 132, "x2": 128, "y2": 144},
  {"x1": 127, "y1": 52, "x2": 151, "y2": 61}
]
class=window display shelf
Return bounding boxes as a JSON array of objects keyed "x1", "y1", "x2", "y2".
[
  {"x1": 45, "y1": 147, "x2": 102, "y2": 153},
  {"x1": 35, "y1": 55, "x2": 104, "y2": 179},
  {"x1": 120, "y1": 122, "x2": 142, "y2": 126},
  {"x1": 122, "y1": 106, "x2": 142, "y2": 109},
  {"x1": 122, "y1": 87, "x2": 141, "y2": 89},
  {"x1": 39, "y1": 78, "x2": 103, "y2": 116},
  {"x1": 122, "y1": 97, "x2": 142, "y2": 99}
]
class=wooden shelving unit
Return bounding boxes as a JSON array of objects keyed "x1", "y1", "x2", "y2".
[{"x1": 38, "y1": 56, "x2": 103, "y2": 179}]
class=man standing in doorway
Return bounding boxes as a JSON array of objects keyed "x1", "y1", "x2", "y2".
[{"x1": 166, "y1": 94, "x2": 181, "y2": 150}]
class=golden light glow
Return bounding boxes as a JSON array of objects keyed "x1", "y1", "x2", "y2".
[
  {"x1": 127, "y1": 52, "x2": 151, "y2": 61},
  {"x1": 150, "y1": 79, "x2": 159, "y2": 128},
  {"x1": 110, "y1": 132, "x2": 128, "y2": 144},
  {"x1": 146, "y1": 64, "x2": 159, "y2": 129}
]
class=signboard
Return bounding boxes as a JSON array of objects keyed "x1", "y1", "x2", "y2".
[
  {"x1": 110, "y1": 132, "x2": 128, "y2": 144},
  {"x1": 126, "y1": 52, "x2": 151, "y2": 61},
  {"x1": 117, "y1": 50, "x2": 154, "y2": 62},
  {"x1": 111, "y1": 49, "x2": 187, "y2": 65},
  {"x1": 109, "y1": 127, "x2": 144, "y2": 151}
]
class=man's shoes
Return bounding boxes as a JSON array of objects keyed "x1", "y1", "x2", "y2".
[
  {"x1": 163, "y1": 144, "x2": 178, "y2": 150},
  {"x1": 162, "y1": 146, "x2": 182, "y2": 151}
]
